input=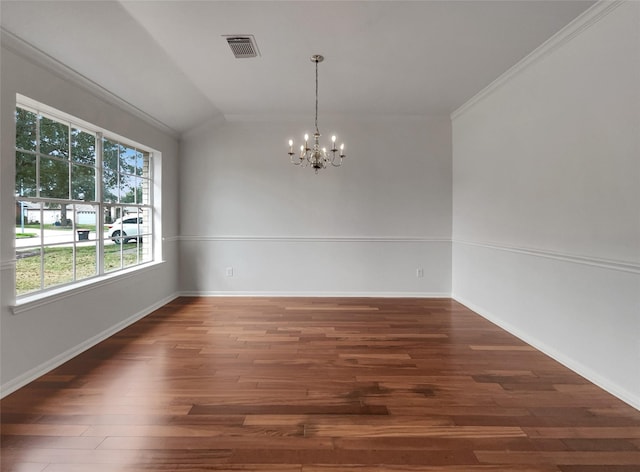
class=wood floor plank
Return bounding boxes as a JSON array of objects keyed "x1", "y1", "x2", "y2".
[
  {"x1": 0, "y1": 424, "x2": 89, "y2": 436},
  {"x1": 2, "y1": 296, "x2": 639, "y2": 471},
  {"x1": 523, "y1": 427, "x2": 640, "y2": 439},
  {"x1": 0, "y1": 463, "x2": 48, "y2": 472},
  {"x1": 302, "y1": 467, "x2": 560, "y2": 472},
  {"x1": 41, "y1": 465, "x2": 302, "y2": 472},
  {"x1": 97, "y1": 435, "x2": 334, "y2": 451},
  {"x1": 305, "y1": 424, "x2": 526, "y2": 439},
  {"x1": 474, "y1": 450, "x2": 640, "y2": 465}
]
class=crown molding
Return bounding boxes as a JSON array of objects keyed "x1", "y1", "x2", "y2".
[
  {"x1": 1, "y1": 28, "x2": 180, "y2": 138},
  {"x1": 451, "y1": 1, "x2": 624, "y2": 120}
]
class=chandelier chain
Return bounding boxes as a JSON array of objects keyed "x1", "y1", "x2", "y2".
[{"x1": 315, "y1": 58, "x2": 319, "y2": 134}]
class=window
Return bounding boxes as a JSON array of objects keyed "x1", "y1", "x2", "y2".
[{"x1": 15, "y1": 96, "x2": 155, "y2": 298}]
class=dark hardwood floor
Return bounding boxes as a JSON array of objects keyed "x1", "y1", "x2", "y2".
[{"x1": 2, "y1": 297, "x2": 639, "y2": 471}]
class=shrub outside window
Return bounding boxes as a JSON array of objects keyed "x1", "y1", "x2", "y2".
[{"x1": 15, "y1": 97, "x2": 154, "y2": 298}]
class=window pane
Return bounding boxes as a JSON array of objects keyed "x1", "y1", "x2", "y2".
[
  {"x1": 103, "y1": 138, "x2": 119, "y2": 171},
  {"x1": 16, "y1": 250, "x2": 42, "y2": 295},
  {"x1": 123, "y1": 242, "x2": 140, "y2": 268},
  {"x1": 104, "y1": 244, "x2": 122, "y2": 273},
  {"x1": 74, "y1": 203, "x2": 98, "y2": 229},
  {"x1": 16, "y1": 108, "x2": 37, "y2": 152},
  {"x1": 103, "y1": 204, "x2": 116, "y2": 225},
  {"x1": 103, "y1": 174, "x2": 119, "y2": 203},
  {"x1": 131, "y1": 208, "x2": 142, "y2": 239},
  {"x1": 135, "y1": 151, "x2": 145, "y2": 177},
  {"x1": 22, "y1": 202, "x2": 44, "y2": 236},
  {"x1": 40, "y1": 157, "x2": 69, "y2": 199},
  {"x1": 103, "y1": 138, "x2": 119, "y2": 202},
  {"x1": 133, "y1": 178, "x2": 143, "y2": 204},
  {"x1": 140, "y1": 207, "x2": 152, "y2": 263},
  {"x1": 140, "y1": 208, "x2": 150, "y2": 234},
  {"x1": 119, "y1": 145, "x2": 137, "y2": 175},
  {"x1": 120, "y1": 174, "x2": 137, "y2": 203},
  {"x1": 40, "y1": 116, "x2": 69, "y2": 158},
  {"x1": 71, "y1": 128, "x2": 95, "y2": 165},
  {"x1": 43, "y1": 246, "x2": 74, "y2": 288},
  {"x1": 73, "y1": 205, "x2": 96, "y2": 280},
  {"x1": 141, "y1": 177, "x2": 151, "y2": 205},
  {"x1": 106, "y1": 207, "x2": 124, "y2": 244},
  {"x1": 72, "y1": 164, "x2": 95, "y2": 201},
  {"x1": 45, "y1": 202, "x2": 72, "y2": 228},
  {"x1": 16, "y1": 152, "x2": 37, "y2": 197},
  {"x1": 76, "y1": 243, "x2": 97, "y2": 281},
  {"x1": 54, "y1": 223, "x2": 75, "y2": 241}
]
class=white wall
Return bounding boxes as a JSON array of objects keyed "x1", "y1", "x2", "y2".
[
  {"x1": 179, "y1": 117, "x2": 452, "y2": 296},
  {"x1": 452, "y1": 1, "x2": 640, "y2": 408},
  {"x1": 0, "y1": 36, "x2": 181, "y2": 395}
]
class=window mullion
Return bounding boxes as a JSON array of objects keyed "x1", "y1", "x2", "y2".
[
  {"x1": 35, "y1": 113, "x2": 41, "y2": 198},
  {"x1": 67, "y1": 122, "x2": 72, "y2": 202},
  {"x1": 39, "y1": 204, "x2": 44, "y2": 292},
  {"x1": 68, "y1": 123, "x2": 76, "y2": 282},
  {"x1": 96, "y1": 132, "x2": 104, "y2": 276},
  {"x1": 35, "y1": 113, "x2": 44, "y2": 291}
]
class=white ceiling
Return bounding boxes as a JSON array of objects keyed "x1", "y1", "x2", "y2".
[{"x1": 1, "y1": 0, "x2": 595, "y2": 135}]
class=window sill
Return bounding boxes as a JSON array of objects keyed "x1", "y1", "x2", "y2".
[{"x1": 12, "y1": 260, "x2": 166, "y2": 315}]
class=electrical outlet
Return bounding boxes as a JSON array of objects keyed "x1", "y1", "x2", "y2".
[
  {"x1": 416, "y1": 268, "x2": 424, "y2": 278},
  {"x1": 225, "y1": 267, "x2": 233, "y2": 277}
]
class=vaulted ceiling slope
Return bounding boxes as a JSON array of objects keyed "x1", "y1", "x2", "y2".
[{"x1": 1, "y1": 0, "x2": 595, "y2": 135}]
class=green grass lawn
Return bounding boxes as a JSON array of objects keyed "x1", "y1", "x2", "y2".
[{"x1": 16, "y1": 244, "x2": 144, "y2": 295}]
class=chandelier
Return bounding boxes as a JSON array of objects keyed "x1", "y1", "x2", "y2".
[{"x1": 288, "y1": 54, "x2": 345, "y2": 173}]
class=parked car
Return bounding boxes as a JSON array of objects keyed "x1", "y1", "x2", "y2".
[{"x1": 107, "y1": 216, "x2": 142, "y2": 244}]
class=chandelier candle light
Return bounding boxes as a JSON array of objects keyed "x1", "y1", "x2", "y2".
[{"x1": 288, "y1": 54, "x2": 345, "y2": 173}]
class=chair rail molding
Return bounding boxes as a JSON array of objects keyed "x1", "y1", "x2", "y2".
[{"x1": 453, "y1": 239, "x2": 640, "y2": 275}]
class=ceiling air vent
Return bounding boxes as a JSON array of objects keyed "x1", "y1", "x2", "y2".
[{"x1": 223, "y1": 35, "x2": 260, "y2": 58}]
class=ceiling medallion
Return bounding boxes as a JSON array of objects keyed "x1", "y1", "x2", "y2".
[{"x1": 288, "y1": 54, "x2": 346, "y2": 174}]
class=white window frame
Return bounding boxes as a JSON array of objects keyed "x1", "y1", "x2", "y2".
[{"x1": 14, "y1": 95, "x2": 159, "y2": 307}]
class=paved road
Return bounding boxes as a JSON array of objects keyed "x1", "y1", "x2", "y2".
[{"x1": 15, "y1": 228, "x2": 115, "y2": 249}]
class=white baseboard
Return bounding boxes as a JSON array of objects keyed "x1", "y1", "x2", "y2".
[
  {"x1": 453, "y1": 294, "x2": 640, "y2": 412},
  {"x1": 179, "y1": 291, "x2": 451, "y2": 298},
  {"x1": 0, "y1": 292, "x2": 180, "y2": 399}
]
